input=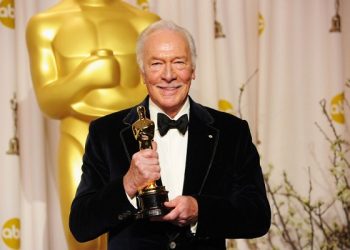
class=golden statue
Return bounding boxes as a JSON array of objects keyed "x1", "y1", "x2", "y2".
[
  {"x1": 132, "y1": 106, "x2": 155, "y2": 150},
  {"x1": 131, "y1": 106, "x2": 169, "y2": 218},
  {"x1": 26, "y1": 1, "x2": 159, "y2": 249}
]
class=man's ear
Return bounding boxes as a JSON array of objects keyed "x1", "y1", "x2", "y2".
[{"x1": 192, "y1": 70, "x2": 196, "y2": 80}]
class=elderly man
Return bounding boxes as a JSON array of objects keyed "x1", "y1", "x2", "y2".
[{"x1": 69, "y1": 20, "x2": 271, "y2": 250}]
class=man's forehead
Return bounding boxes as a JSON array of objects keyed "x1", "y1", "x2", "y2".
[
  {"x1": 145, "y1": 32, "x2": 188, "y2": 53},
  {"x1": 146, "y1": 29, "x2": 186, "y2": 43}
]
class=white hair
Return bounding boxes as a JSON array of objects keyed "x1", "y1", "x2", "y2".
[{"x1": 136, "y1": 20, "x2": 197, "y2": 72}]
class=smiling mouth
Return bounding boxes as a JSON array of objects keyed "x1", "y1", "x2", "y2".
[
  {"x1": 156, "y1": 83, "x2": 182, "y2": 89},
  {"x1": 158, "y1": 86, "x2": 181, "y2": 90},
  {"x1": 156, "y1": 85, "x2": 181, "y2": 96}
]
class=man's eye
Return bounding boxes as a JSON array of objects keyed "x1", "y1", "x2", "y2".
[
  {"x1": 174, "y1": 61, "x2": 186, "y2": 69},
  {"x1": 149, "y1": 62, "x2": 162, "y2": 71}
]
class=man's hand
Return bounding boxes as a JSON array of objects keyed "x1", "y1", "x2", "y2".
[
  {"x1": 157, "y1": 196, "x2": 198, "y2": 227},
  {"x1": 123, "y1": 141, "x2": 160, "y2": 198}
]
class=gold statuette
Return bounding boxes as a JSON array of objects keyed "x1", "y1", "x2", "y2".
[{"x1": 132, "y1": 106, "x2": 169, "y2": 218}]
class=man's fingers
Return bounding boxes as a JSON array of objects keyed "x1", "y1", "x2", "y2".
[
  {"x1": 164, "y1": 200, "x2": 177, "y2": 208},
  {"x1": 159, "y1": 196, "x2": 198, "y2": 226},
  {"x1": 139, "y1": 148, "x2": 158, "y2": 159},
  {"x1": 161, "y1": 207, "x2": 179, "y2": 221}
]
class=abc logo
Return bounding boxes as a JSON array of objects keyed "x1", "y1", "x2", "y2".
[
  {"x1": 2, "y1": 218, "x2": 20, "y2": 249},
  {"x1": 0, "y1": 0, "x2": 15, "y2": 29}
]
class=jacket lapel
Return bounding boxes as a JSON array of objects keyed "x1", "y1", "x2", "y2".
[{"x1": 182, "y1": 99, "x2": 219, "y2": 195}]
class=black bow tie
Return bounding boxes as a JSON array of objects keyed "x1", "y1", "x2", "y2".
[{"x1": 157, "y1": 113, "x2": 189, "y2": 136}]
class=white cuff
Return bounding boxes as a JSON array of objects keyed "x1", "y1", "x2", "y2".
[
  {"x1": 190, "y1": 222, "x2": 198, "y2": 234},
  {"x1": 125, "y1": 192, "x2": 137, "y2": 208}
]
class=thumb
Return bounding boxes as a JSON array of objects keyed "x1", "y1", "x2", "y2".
[
  {"x1": 152, "y1": 140, "x2": 158, "y2": 151},
  {"x1": 164, "y1": 197, "x2": 178, "y2": 208},
  {"x1": 164, "y1": 200, "x2": 175, "y2": 208}
]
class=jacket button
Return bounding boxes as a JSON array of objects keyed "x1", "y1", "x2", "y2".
[{"x1": 169, "y1": 241, "x2": 176, "y2": 249}]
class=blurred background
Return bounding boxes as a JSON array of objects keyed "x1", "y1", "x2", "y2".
[{"x1": 0, "y1": 0, "x2": 349, "y2": 249}]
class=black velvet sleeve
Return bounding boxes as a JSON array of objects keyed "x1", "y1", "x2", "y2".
[{"x1": 69, "y1": 120, "x2": 136, "y2": 242}]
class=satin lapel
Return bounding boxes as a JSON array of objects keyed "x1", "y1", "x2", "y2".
[
  {"x1": 120, "y1": 125, "x2": 139, "y2": 163},
  {"x1": 182, "y1": 103, "x2": 219, "y2": 195}
]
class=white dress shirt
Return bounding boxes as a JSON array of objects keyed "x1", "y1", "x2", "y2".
[{"x1": 149, "y1": 98, "x2": 190, "y2": 200}]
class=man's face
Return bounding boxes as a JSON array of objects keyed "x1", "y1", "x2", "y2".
[{"x1": 141, "y1": 29, "x2": 195, "y2": 118}]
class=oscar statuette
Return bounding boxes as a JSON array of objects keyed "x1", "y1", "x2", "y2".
[{"x1": 132, "y1": 106, "x2": 169, "y2": 219}]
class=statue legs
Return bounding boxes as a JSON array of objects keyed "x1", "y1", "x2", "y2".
[{"x1": 58, "y1": 118, "x2": 107, "y2": 250}]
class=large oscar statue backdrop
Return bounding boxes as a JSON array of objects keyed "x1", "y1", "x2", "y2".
[{"x1": 26, "y1": 1, "x2": 159, "y2": 249}]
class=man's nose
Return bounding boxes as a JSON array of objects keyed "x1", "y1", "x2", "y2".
[{"x1": 162, "y1": 64, "x2": 176, "y2": 82}]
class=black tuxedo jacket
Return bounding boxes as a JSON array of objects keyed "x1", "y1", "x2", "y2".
[{"x1": 69, "y1": 97, "x2": 271, "y2": 250}]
